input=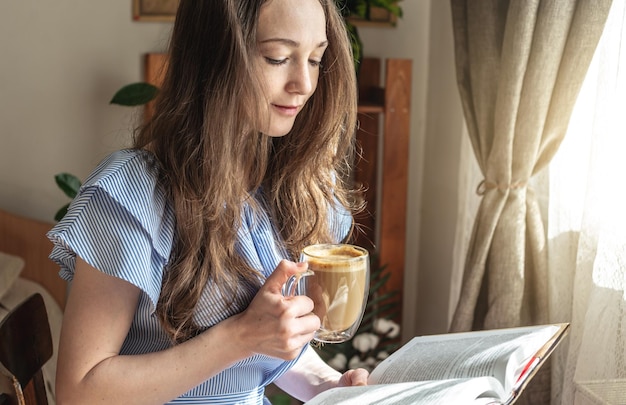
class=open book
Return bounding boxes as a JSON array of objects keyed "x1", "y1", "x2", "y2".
[{"x1": 305, "y1": 323, "x2": 569, "y2": 405}]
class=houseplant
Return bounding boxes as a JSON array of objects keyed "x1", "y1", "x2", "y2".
[{"x1": 337, "y1": 0, "x2": 403, "y2": 69}]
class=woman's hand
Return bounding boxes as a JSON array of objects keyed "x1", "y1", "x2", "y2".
[
  {"x1": 337, "y1": 368, "x2": 369, "y2": 387},
  {"x1": 229, "y1": 260, "x2": 320, "y2": 360},
  {"x1": 274, "y1": 346, "x2": 369, "y2": 402}
]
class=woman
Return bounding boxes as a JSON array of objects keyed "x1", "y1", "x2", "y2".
[{"x1": 48, "y1": 0, "x2": 368, "y2": 403}]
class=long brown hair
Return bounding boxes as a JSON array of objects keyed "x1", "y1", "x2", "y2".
[{"x1": 134, "y1": 0, "x2": 361, "y2": 343}]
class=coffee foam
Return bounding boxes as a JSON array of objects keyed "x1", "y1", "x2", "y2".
[{"x1": 304, "y1": 245, "x2": 367, "y2": 272}]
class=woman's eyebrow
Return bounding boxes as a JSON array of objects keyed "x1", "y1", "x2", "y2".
[{"x1": 258, "y1": 38, "x2": 329, "y2": 48}]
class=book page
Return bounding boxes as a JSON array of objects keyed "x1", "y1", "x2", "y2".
[
  {"x1": 304, "y1": 377, "x2": 505, "y2": 405},
  {"x1": 369, "y1": 324, "x2": 560, "y2": 394}
]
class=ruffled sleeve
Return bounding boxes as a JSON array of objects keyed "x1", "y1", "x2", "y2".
[{"x1": 47, "y1": 150, "x2": 174, "y2": 313}]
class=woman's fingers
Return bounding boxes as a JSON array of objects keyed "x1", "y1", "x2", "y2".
[
  {"x1": 263, "y1": 259, "x2": 307, "y2": 295},
  {"x1": 338, "y1": 368, "x2": 369, "y2": 387},
  {"x1": 233, "y1": 260, "x2": 320, "y2": 360}
]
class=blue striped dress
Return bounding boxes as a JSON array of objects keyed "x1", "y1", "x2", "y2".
[{"x1": 47, "y1": 149, "x2": 352, "y2": 405}]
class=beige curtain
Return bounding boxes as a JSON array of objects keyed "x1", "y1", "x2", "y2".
[{"x1": 449, "y1": 0, "x2": 612, "y2": 333}]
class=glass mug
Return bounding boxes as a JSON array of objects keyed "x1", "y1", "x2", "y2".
[{"x1": 284, "y1": 243, "x2": 370, "y2": 343}]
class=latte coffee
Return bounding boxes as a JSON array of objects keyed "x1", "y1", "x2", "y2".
[{"x1": 301, "y1": 244, "x2": 369, "y2": 343}]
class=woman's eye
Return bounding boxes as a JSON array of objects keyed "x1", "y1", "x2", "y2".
[
  {"x1": 309, "y1": 60, "x2": 322, "y2": 68},
  {"x1": 265, "y1": 57, "x2": 287, "y2": 66}
]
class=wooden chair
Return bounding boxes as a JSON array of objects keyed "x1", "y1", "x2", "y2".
[{"x1": 0, "y1": 293, "x2": 52, "y2": 405}]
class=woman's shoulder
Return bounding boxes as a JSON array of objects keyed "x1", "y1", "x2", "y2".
[
  {"x1": 74, "y1": 149, "x2": 171, "y2": 242},
  {"x1": 83, "y1": 149, "x2": 159, "y2": 188},
  {"x1": 80, "y1": 149, "x2": 165, "y2": 208}
]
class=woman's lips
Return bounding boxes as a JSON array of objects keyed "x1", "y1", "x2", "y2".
[{"x1": 272, "y1": 104, "x2": 300, "y2": 117}]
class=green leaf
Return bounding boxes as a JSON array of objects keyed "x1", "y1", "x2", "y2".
[
  {"x1": 110, "y1": 82, "x2": 159, "y2": 106},
  {"x1": 344, "y1": 22, "x2": 362, "y2": 73},
  {"x1": 369, "y1": 0, "x2": 403, "y2": 17},
  {"x1": 54, "y1": 203, "x2": 69, "y2": 222},
  {"x1": 373, "y1": 302, "x2": 399, "y2": 314},
  {"x1": 370, "y1": 272, "x2": 391, "y2": 293},
  {"x1": 360, "y1": 302, "x2": 397, "y2": 325},
  {"x1": 367, "y1": 291, "x2": 399, "y2": 310},
  {"x1": 353, "y1": 0, "x2": 368, "y2": 18},
  {"x1": 55, "y1": 173, "x2": 82, "y2": 198},
  {"x1": 267, "y1": 393, "x2": 293, "y2": 405}
]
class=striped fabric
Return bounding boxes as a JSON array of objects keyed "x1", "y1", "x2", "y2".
[{"x1": 48, "y1": 149, "x2": 352, "y2": 404}]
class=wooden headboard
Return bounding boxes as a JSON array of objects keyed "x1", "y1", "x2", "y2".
[{"x1": 0, "y1": 209, "x2": 66, "y2": 309}]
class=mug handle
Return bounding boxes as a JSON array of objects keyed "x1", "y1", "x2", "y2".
[{"x1": 282, "y1": 269, "x2": 314, "y2": 297}]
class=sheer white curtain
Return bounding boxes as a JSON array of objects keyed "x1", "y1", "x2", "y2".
[
  {"x1": 549, "y1": 1, "x2": 626, "y2": 403},
  {"x1": 452, "y1": 1, "x2": 626, "y2": 403}
]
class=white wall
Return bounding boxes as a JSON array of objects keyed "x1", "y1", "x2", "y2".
[
  {"x1": 0, "y1": 1, "x2": 172, "y2": 220},
  {"x1": 0, "y1": 0, "x2": 464, "y2": 337}
]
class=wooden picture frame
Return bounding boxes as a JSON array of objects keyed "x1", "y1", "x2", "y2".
[{"x1": 133, "y1": 0, "x2": 179, "y2": 22}]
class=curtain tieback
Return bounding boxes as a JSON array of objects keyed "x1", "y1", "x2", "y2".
[{"x1": 476, "y1": 179, "x2": 528, "y2": 196}]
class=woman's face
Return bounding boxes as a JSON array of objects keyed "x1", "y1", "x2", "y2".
[{"x1": 256, "y1": 0, "x2": 328, "y2": 137}]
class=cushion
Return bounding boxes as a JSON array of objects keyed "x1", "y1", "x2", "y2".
[{"x1": 0, "y1": 252, "x2": 24, "y2": 300}]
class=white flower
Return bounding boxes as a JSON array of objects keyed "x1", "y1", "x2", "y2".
[
  {"x1": 374, "y1": 318, "x2": 400, "y2": 339},
  {"x1": 352, "y1": 333, "x2": 380, "y2": 353},
  {"x1": 327, "y1": 353, "x2": 347, "y2": 371},
  {"x1": 365, "y1": 356, "x2": 378, "y2": 367},
  {"x1": 348, "y1": 355, "x2": 367, "y2": 370}
]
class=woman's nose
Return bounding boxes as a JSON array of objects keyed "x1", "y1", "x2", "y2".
[{"x1": 287, "y1": 62, "x2": 314, "y2": 95}]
